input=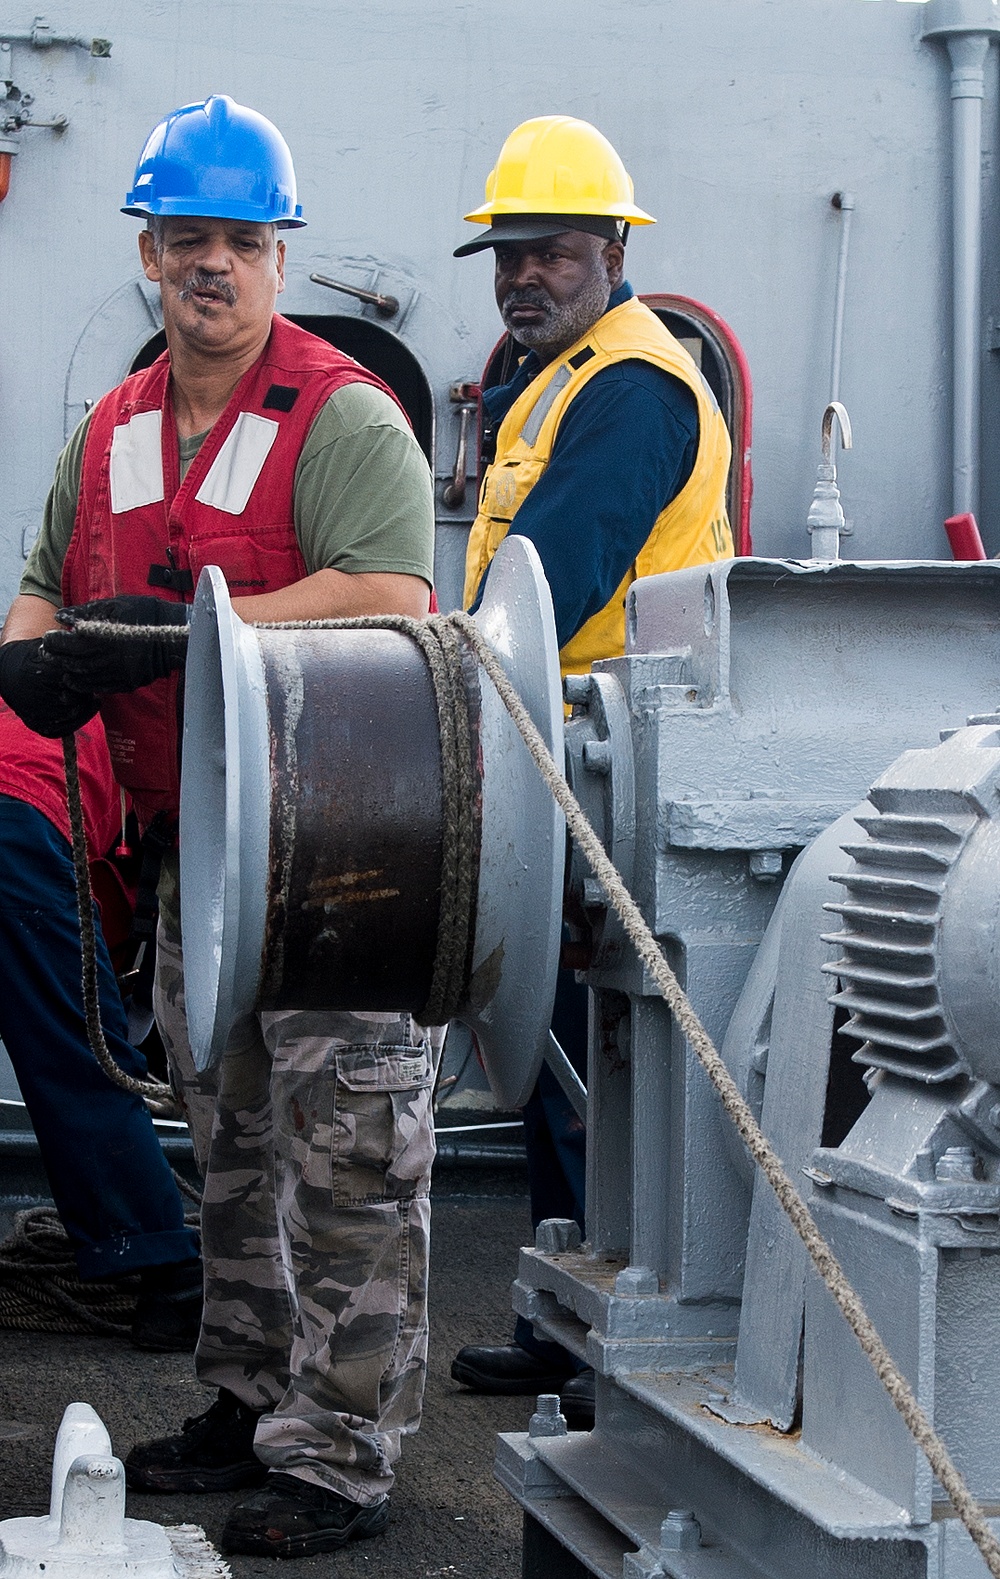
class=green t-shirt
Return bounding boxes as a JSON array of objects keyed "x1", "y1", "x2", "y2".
[{"x1": 21, "y1": 381, "x2": 435, "y2": 602}]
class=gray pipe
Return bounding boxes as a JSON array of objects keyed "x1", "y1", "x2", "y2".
[
  {"x1": 923, "y1": 1, "x2": 1000, "y2": 518},
  {"x1": 829, "y1": 191, "x2": 855, "y2": 406},
  {"x1": 949, "y1": 32, "x2": 990, "y2": 516}
]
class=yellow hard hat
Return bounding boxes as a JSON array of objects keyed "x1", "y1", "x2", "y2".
[{"x1": 455, "y1": 116, "x2": 655, "y2": 257}]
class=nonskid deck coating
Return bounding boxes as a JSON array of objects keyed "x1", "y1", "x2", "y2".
[{"x1": 0, "y1": 1182, "x2": 532, "y2": 1579}]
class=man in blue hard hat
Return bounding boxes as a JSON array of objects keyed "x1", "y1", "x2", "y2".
[{"x1": 0, "y1": 95, "x2": 435, "y2": 1559}]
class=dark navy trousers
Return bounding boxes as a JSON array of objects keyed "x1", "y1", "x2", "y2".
[
  {"x1": 0, "y1": 795, "x2": 198, "y2": 1279},
  {"x1": 514, "y1": 966, "x2": 588, "y2": 1366}
]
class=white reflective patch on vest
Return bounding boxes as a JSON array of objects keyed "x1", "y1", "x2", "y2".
[
  {"x1": 195, "y1": 411, "x2": 280, "y2": 515},
  {"x1": 109, "y1": 410, "x2": 164, "y2": 514},
  {"x1": 519, "y1": 363, "x2": 573, "y2": 448}
]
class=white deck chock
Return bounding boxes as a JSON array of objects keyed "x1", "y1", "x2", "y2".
[{"x1": 0, "y1": 1402, "x2": 229, "y2": 1579}]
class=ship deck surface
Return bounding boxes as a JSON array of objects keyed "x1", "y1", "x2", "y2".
[{"x1": 0, "y1": 1168, "x2": 528, "y2": 1579}]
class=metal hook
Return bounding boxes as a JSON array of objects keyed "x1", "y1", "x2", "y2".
[
  {"x1": 808, "y1": 402, "x2": 853, "y2": 560},
  {"x1": 821, "y1": 401, "x2": 853, "y2": 466}
]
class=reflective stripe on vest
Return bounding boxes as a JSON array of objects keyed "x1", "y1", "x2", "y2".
[
  {"x1": 109, "y1": 410, "x2": 165, "y2": 513},
  {"x1": 464, "y1": 296, "x2": 733, "y2": 679},
  {"x1": 195, "y1": 411, "x2": 281, "y2": 514},
  {"x1": 64, "y1": 313, "x2": 401, "y2": 826}
]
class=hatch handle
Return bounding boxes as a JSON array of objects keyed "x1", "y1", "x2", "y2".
[
  {"x1": 309, "y1": 272, "x2": 399, "y2": 318},
  {"x1": 442, "y1": 383, "x2": 479, "y2": 509}
]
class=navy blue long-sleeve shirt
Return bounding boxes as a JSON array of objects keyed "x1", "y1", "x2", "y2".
[{"x1": 474, "y1": 282, "x2": 699, "y2": 650}]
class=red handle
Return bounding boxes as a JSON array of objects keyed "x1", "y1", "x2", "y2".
[{"x1": 945, "y1": 513, "x2": 986, "y2": 561}]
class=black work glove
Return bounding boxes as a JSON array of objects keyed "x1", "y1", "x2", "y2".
[
  {"x1": 43, "y1": 595, "x2": 189, "y2": 696},
  {"x1": 0, "y1": 637, "x2": 101, "y2": 738}
]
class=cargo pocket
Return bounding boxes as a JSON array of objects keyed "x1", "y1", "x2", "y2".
[{"x1": 331, "y1": 1045, "x2": 435, "y2": 1207}]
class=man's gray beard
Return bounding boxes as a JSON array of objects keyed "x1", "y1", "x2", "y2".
[{"x1": 503, "y1": 271, "x2": 611, "y2": 356}]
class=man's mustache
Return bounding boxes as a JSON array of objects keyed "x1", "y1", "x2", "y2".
[
  {"x1": 502, "y1": 289, "x2": 553, "y2": 314},
  {"x1": 178, "y1": 271, "x2": 238, "y2": 307}
]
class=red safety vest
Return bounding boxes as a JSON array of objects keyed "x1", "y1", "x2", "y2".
[
  {"x1": 63, "y1": 314, "x2": 398, "y2": 826},
  {"x1": 0, "y1": 702, "x2": 136, "y2": 954},
  {"x1": 0, "y1": 702, "x2": 120, "y2": 854}
]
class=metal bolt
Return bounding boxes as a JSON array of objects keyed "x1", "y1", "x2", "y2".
[
  {"x1": 615, "y1": 1265, "x2": 658, "y2": 1296},
  {"x1": 749, "y1": 850, "x2": 783, "y2": 882},
  {"x1": 988, "y1": 1104, "x2": 1000, "y2": 1132},
  {"x1": 535, "y1": 1218, "x2": 582, "y2": 1254},
  {"x1": 563, "y1": 674, "x2": 591, "y2": 707},
  {"x1": 528, "y1": 1394, "x2": 568, "y2": 1439},
  {"x1": 935, "y1": 1145, "x2": 980, "y2": 1182},
  {"x1": 621, "y1": 1555, "x2": 663, "y2": 1579},
  {"x1": 582, "y1": 877, "x2": 605, "y2": 908},
  {"x1": 582, "y1": 738, "x2": 612, "y2": 774},
  {"x1": 660, "y1": 1509, "x2": 701, "y2": 1552}
]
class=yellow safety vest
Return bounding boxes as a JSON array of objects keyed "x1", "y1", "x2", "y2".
[{"x1": 464, "y1": 295, "x2": 733, "y2": 677}]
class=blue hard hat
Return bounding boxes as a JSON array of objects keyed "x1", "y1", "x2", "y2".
[{"x1": 123, "y1": 94, "x2": 305, "y2": 228}]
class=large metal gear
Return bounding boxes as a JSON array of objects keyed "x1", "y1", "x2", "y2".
[{"x1": 824, "y1": 716, "x2": 1000, "y2": 1086}]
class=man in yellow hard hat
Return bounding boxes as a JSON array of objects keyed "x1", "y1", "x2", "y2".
[{"x1": 452, "y1": 116, "x2": 733, "y2": 1425}]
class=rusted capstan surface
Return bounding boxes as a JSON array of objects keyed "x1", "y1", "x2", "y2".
[
  {"x1": 180, "y1": 537, "x2": 564, "y2": 1107},
  {"x1": 258, "y1": 626, "x2": 477, "y2": 1013}
]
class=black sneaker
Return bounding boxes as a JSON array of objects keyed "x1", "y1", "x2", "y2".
[
  {"x1": 221, "y1": 1472, "x2": 390, "y2": 1558},
  {"x1": 131, "y1": 1287, "x2": 203, "y2": 1353},
  {"x1": 451, "y1": 1341, "x2": 577, "y2": 1395},
  {"x1": 560, "y1": 1367, "x2": 596, "y2": 1430},
  {"x1": 124, "y1": 1388, "x2": 267, "y2": 1493}
]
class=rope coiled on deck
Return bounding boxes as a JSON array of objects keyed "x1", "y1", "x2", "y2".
[
  {"x1": 60, "y1": 609, "x2": 1000, "y2": 1576},
  {"x1": 0, "y1": 1208, "x2": 137, "y2": 1336}
]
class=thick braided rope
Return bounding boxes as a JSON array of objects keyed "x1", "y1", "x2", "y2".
[
  {"x1": 416, "y1": 617, "x2": 478, "y2": 1023},
  {"x1": 63, "y1": 619, "x2": 190, "y2": 645},
  {"x1": 62, "y1": 732, "x2": 176, "y2": 1100},
  {"x1": 65, "y1": 611, "x2": 1000, "y2": 1567},
  {"x1": 448, "y1": 609, "x2": 1000, "y2": 1575},
  {"x1": 249, "y1": 613, "x2": 478, "y2": 1025},
  {"x1": 65, "y1": 611, "x2": 479, "y2": 1026},
  {"x1": 0, "y1": 1209, "x2": 134, "y2": 1336}
]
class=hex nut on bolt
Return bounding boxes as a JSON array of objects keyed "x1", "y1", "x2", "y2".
[
  {"x1": 749, "y1": 849, "x2": 783, "y2": 882},
  {"x1": 529, "y1": 1395, "x2": 568, "y2": 1438},
  {"x1": 935, "y1": 1145, "x2": 980, "y2": 1182},
  {"x1": 535, "y1": 1218, "x2": 582, "y2": 1254},
  {"x1": 615, "y1": 1265, "x2": 658, "y2": 1295},
  {"x1": 660, "y1": 1509, "x2": 701, "y2": 1551},
  {"x1": 582, "y1": 739, "x2": 612, "y2": 774}
]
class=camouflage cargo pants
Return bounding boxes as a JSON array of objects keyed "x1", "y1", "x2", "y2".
[{"x1": 154, "y1": 926, "x2": 436, "y2": 1505}]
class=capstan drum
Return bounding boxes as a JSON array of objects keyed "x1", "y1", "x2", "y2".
[{"x1": 179, "y1": 535, "x2": 565, "y2": 1110}]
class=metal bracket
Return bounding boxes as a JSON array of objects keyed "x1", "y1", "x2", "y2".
[
  {"x1": 0, "y1": 19, "x2": 110, "y2": 151},
  {"x1": 0, "y1": 17, "x2": 111, "y2": 54}
]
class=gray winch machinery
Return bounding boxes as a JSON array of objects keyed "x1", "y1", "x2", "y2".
[{"x1": 183, "y1": 537, "x2": 1000, "y2": 1579}]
